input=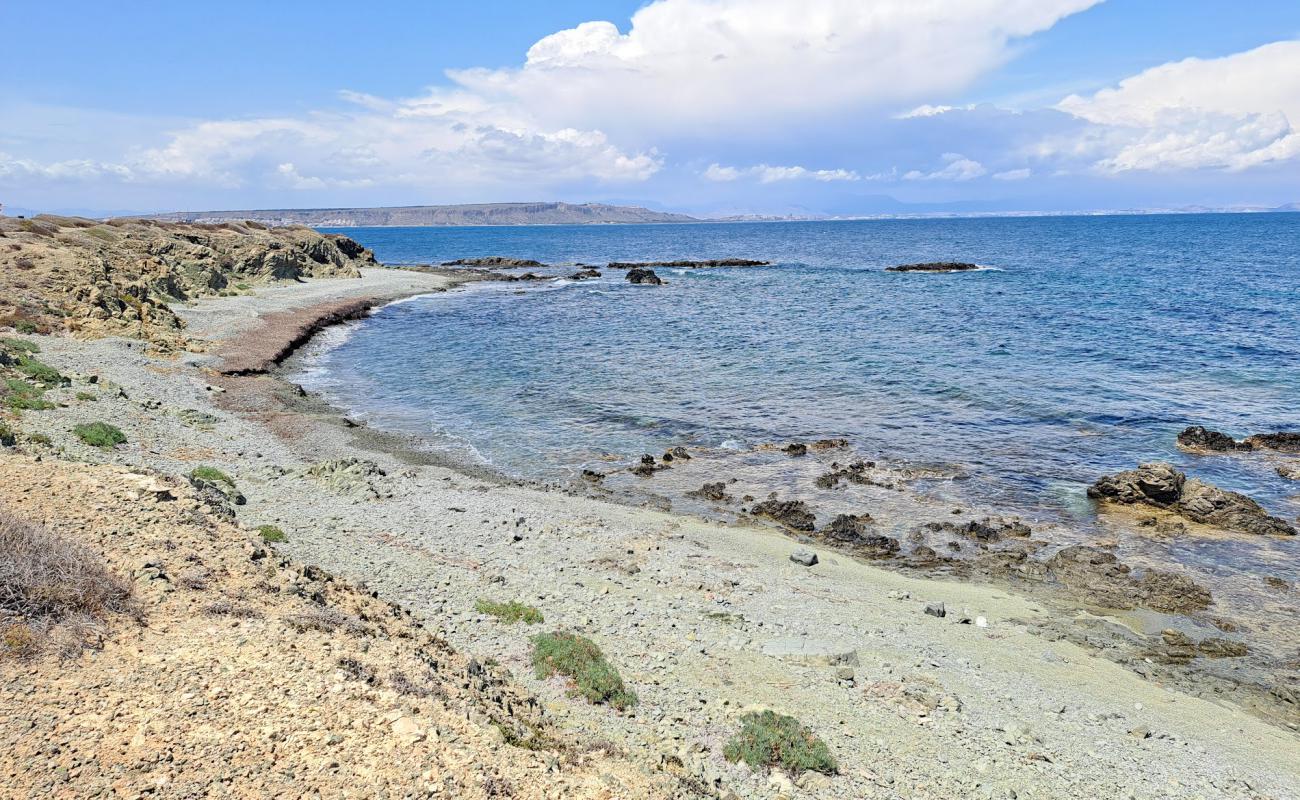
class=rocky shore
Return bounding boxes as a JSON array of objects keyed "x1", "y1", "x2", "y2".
[{"x1": 2, "y1": 227, "x2": 1298, "y2": 798}]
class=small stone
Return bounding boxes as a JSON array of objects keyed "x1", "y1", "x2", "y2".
[
  {"x1": 789, "y1": 550, "x2": 818, "y2": 567},
  {"x1": 924, "y1": 602, "x2": 946, "y2": 618}
]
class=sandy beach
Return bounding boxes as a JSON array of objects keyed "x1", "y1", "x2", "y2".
[{"x1": 3, "y1": 265, "x2": 1297, "y2": 799}]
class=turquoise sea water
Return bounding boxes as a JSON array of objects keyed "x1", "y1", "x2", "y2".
[{"x1": 304, "y1": 214, "x2": 1299, "y2": 520}]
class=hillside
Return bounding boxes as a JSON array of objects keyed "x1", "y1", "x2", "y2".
[
  {"x1": 141, "y1": 202, "x2": 699, "y2": 227},
  {"x1": 0, "y1": 214, "x2": 376, "y2": 348}
]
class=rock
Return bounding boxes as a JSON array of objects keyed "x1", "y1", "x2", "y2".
[
  {"x1": 665, "y1": 446, "x2": 691, "y2": 460},
  {"x1": 1277, "y1": 463, "x2": 1300, "y2": 481},
  {"x1": 750, "y1": 499, "x2": 815, "y2": 531},
  {"x1": 1244, "y1": 432, "x2": 1300, "y2": 453},
  {"x1": 1177, "y1": 479, "x2": 1296, "y2": 536},
  {"x1": 1089, "y1": 462, "x2": 1294, "y2": 536},
  {"x1": 580, "y1": 469, "x2": 605, "y2": 483},
  {"x1": 810, "y1": 438, "x2": 848, "y2": 451},
  {"x1": 885, "y1": 262, "x2": 980, "y2": 273},
  {"x1": 568, "y1": 268, "x2": 602, "y2": 280},
  {"x1": 761, "y1": 638, "x2": 858, "y2": 666},
  {"x1": 922, "y1": 516, "x2": 1031, "y2": 543},
  {"x1": 685, "y1": 481, "x2": 732, "y2": 502},
  {"x1": 625, "y1": 268, "x2": 664, "y2": 285},
  {"x1": 1197, "y1": 637, "x2": 1249, "y2": 658},
  {"x1": 441, "y1": 257, "x2": 544, "y2": 268},
  {"x1": 1087, "y1": 462, "x2": 1184, "y2": 507},
  {"x1": 924, "y1": 602, "x2": 946, "y2": 618},
  {"x1": 607, "y1": 259, "x2": 768, "y2": 269},
  {"x1": 1135, "y1": 570, "x2": 1213, "y2": 613},
  {"x1": 1176, "y1": 426, "x2": 1250, "y2": 452},
  {"x1": 789, "y1": 550, "x2": 818, "y2": 567},
  {"x1": 783, "y1": 442, "x2": 808, "y2": 457},
  {"x1": 909, "y1": 545, "x2": 940, "y2": 565},
  {"x1": 630, "y1": 455, "x2": 669, "y2": 477}
]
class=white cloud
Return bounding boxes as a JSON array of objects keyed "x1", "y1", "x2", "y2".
[
  {"x1": 896, "y1": 104, "x2": 971, "y2": 119},
  {"x1": 704, "y1": 163, "x2": 860, "y2": 183},
  {"x1": 453, "y1": 0, "x2": 1102, "y2": 135},
  {"x1": 903, "y1": 153, "x2": 988, "y2": 181},
  {"x1": 993, "y1": 168, "x2": 1031, "y2": 180},
  {"x1": 1055, "y1": 40, "x2": 1300, "y2": 171},
  {"x1": 0, "y1": 152, "x2": 135, "y2": 182}
]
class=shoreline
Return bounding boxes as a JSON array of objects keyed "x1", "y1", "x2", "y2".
[{"x1": 3, "y1": 267, "x2": 1298, "y2": 798}]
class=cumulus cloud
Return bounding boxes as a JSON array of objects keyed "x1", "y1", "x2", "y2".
[
  {"x1": 903, "y1": 153, "x2": 988, "y2": 181},
  {"x1": 0, "y1": 152, "x2": 135, "y2": 182},
  {"x1": 452, "y1": 0, "x2": 1101, "y2": 135},
  {"x1": 1055, "y1": 40, "x2": 1300, "y2": 172}
]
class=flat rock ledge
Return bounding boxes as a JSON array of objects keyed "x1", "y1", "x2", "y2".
[{"x1": 1088, "y1": 462, "x2": 1296, "y2": 536}]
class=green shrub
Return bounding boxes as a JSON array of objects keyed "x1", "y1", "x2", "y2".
[
  {"x1": 15, "y1": 357, "x2": 63, "y2": 386},
  {"x1": 0, "y1": 338, "x2": 39, "y2": 354},
  {"x1": 15, "y1": 321, "x2": 37, "y2": 334},
  {"x1": 75, "y1": 391, "x2": 96, "y2": 401},
  {"x1": 73, "y1": 422, "x2": 126, "y2": 448},
  {"x1": 531, "y1": 631, "x2": 636, "y2": 710},
  {"x1": 0, "y1": 422, "x2": 14, "y2": 447},
  {"x1": 3, "y1": 379, "x2": 54, "y2": 411},
  {"x1": 190, "y1": 465, "x2": 235, "y2": 488},
  {"x1": 27, "y1": 433, "x2": 51, "y2": 446},
  {"x1": 258, "y1": 525, "x2": 287, "y2": 543},
  {"x1": 723, "y1": 711, "x2": 837, "y2": 776},
  {"x1": 476, "y1": 599, "x2": 544, "y2": 625}
]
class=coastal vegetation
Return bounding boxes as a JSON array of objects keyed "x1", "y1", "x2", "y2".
[
  {"x1": 531, "y1": 631, "x2": 636, "y2": 710},
  {"x1": 723, "y1": 710, "x2": 837, "y2": 776},
  {"x1": 73, "y1": 422, "x2": 125, "y2": 448},
  {"x1": 475, "y1": 598, "x2": 544, "y2": 624},
  {"x1": 257, "y1": 524, "x2": 287, "y2": 543}
]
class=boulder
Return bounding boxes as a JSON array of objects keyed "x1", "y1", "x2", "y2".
[
  {"x1": 750, "y1": 498, "x2": 816, "y2": 531},
  {"x1": 625, "y1": 268, "x2": 663, "y2": 285},
  {"x1": 1277, "y1": 463, "x2": 1300, "y2": 481},
  {"x1": 568, "y1": 268, "x2": 602, "y2": 280},
  {"x1": 1177, "y1": 479, "x2": 1296, "y2": 536},
  {"x1": 1176, "y1": 426, "x2": 1251, "y2": 452},
  {"x1": 1087, "y1": 462, "x2": 1183, "y2": 507},
  {"x1": 783, "y1": 442, "x2": 808, "y2": 457}
]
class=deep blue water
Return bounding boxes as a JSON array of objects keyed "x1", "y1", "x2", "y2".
[{"x1": 306, "y1": 215, "x2": 1300, "y2": 517}]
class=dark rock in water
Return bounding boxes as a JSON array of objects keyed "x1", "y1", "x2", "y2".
[
  {"x1": 1088, "y1": 462, "x2": 1184, "y2": 507},
  {"x1": 442, "y1": 257, "x2": 544, "y2": 268},
  {"x1": 814, "y1": 460, "x2": 877, "y2": 489},
  {"x1": 810, "y1": 438, "x2": 848, "y2": 451},
  {"x1": 581, "y1": 469, "x2": 605, "y2": 483},
  {"x1": 665, "y1": 446, "x2": 691, "y2": 460},
  {"x1": 569, "y1": 268, "x2": 602, "y2": 280},
  {"x1": 607, "y1": 259, "x2": 768, "y2": 269},
  {"x1": 626, "y1": 268, "x2": 663, "y2": 285},
  {"x1": 686, "y1": 481, "x2": 732, "y2": 503},
  {"x1": 1277, "y1": 463, "x2": 1300, "y2": 481},
  {"x1": 1176, "y1": 426, "x2": 1251, "y2": 452},
  {"x1": 1045, "y1": 545, "x2": 1213, "y2": 613},
  {"x1": 630, "y1": 454, "x2": 669, "y2": 477},
  {"x1": 886, "y1": 262, "x2": 980, "y2": 273},
  {"x1": 819, "y1": 514, "x2": 896, "y2": 557},
  {"x1": 507, "y1": 272, "x2": 549, "y2": 282},
  {"x1": 1090, "y1": 462, "x2": 1295, "y2": 535},
  {"x1": 1177, "y1": 479, "x2": 1296, "y2": 536},
  {"x1": 783, "y1": 442, "x2": 808, "y2": 457},
  {"x1": 750, "y1": 498, "x2": 816, "y2": 531},
  {"x1": 1244, "y1": 431, "x2": 1300, "y2": 453},
  {"x1": 923, "y1": 516, "x2": 1031, "y2": 543}
]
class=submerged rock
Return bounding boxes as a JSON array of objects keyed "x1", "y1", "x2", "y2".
[
  {"x1": 1277, "y1": 463, "x2": 1300, "y2": 481},
  {"x1": 1044, "y1": 545, "x2": 1213, "y2": 613},
  {"x1": 783, "y1": 442, "x2": 808, "y2": 457},
  {"x1": 625, "y1": 268, "x2": 664, "y2": 285},
  {"x1": 1089, "y1": 462, "x2": 1295, "y2": 536},
  {"x1": 923, "y1": 516, "x2": 1032, "y2": 543},
  {"x1": 1176, "y1": 426, "x2": 1251, "y2": 452},
  {"x1": 607, "y1": 259, "x2": 768, "y2": 269},
  {"x1": 750, "y1": 498, "x2": 816, "y2": 531},
  {"x1": 685, "y1": 481, "x2": 732, "y2": 503},
  {"x1": 886, "y1": 262, "x2": 980, "y2": 273}
]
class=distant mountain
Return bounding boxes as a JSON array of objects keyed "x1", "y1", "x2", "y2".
[{"x1": 138, "y1": 202, "x2": 699, "y2": 227}]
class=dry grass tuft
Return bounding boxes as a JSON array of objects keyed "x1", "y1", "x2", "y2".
[{"x1": 0, "y1": 508, "x2": 134, "y2": 658}]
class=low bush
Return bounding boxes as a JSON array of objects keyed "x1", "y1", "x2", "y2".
[
  {"x1": 3, "y1": 379, "x2": 55, "y2": 411},
  {"x1": 258, "y1": 524, "x2": 287, "y2": 543},
  {"x1": 723, "y1": 710, "x2": 837, "y2": 776},
  {"x1": 15, "y1": 356, "x2": 63, "y2": 386},
  {"x1": 531, "y1": 631, "x2": 636, "y2": 710},
  {"x1": 74, "y1": 422, "x2": 126, "y2": 448},
  {"x1": 0, "y1": 510, "x2": 134, "y2": 658},
  {"x1": 190, "y1": 465, "x2": 235, "y2": 488},
  {"x1": 75, "y1": 391, "x2": 96, "y2": 401},
  {"x1": 475, "y1": 598, "x2": 543, "y2": 624},
  {"x1": 0, "y1": 338, "x2": 39, "y2": 353},
  {"x1": 15, "y1": 321, "x2": 38, "y2": 334}
]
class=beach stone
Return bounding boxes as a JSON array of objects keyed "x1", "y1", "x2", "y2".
[
  {"x1": 924, "y1": 602, "x2": 946, "y2": 618},
  {"x1": 789, "y1": 549, "x2": 818, "y2": 566},
  {"x1": 761, "y1": 638, "x2": 858, "y2": 666}
]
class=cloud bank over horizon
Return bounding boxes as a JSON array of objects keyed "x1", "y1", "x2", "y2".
[{"x1": 3, "y1": 0, "x2": 1299, "y2": 215}]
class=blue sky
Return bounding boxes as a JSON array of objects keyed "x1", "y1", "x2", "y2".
[{"x1": 4, "y1": 1, "x2": 1300, "y2": 216}]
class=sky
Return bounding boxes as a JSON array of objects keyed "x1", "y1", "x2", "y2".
[{"x1": 3, "y1": 0, "x2": 1300, "y2": 217}]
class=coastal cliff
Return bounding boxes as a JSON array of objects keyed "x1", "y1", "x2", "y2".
[{"x1": 0, "y1": 215, "x2": 376, "y2": 348}]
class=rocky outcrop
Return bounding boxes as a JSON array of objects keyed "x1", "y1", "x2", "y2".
[
  {"x1": 1044, "y1": 545, "x2": 1213, "y2": 613},
  {"x1": 1088, "y1": 463, "x2": 1295, "y2": 536},
  {"x1": 1176, "y1": 426, "x2": 1251, "y2": 452},
  {"x1": 441, "y1": 257, "x2": 545, "y2": 268},
  {"x1": 1244, "y1": 432, "x2": 1300, "y2": 453},
  {"x1": 686, "y1": 481, "x2": 732, "y2": 503},
  {"x1": 819, "y1": 514, "x2": 898, "y2": 557},
  {"x1": 0, "y1": 215, "x2": 375, "y2": 348},
  {"x1": 607, "y1": 259, "x2": 767, "y2": 269},
  {"x1": 749, "y1": 498, "x2": 816, "y2": 531},
  {"x1": 922, "y1": 517, "x2": 1032, "y2": 543},
  {"x1": 885, "y1": 262, "x2": 980, "y2": 273},
  {"x1": 626, "y1": 268, "x2": 664, "y2": 285},
  {"x1": 569, "y1": 268, "x2": 602, "y2": 280}
]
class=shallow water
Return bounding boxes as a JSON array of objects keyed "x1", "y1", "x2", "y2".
[{"x1": 308, "y1": 215, "x2": 1300, "y2": 521}]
